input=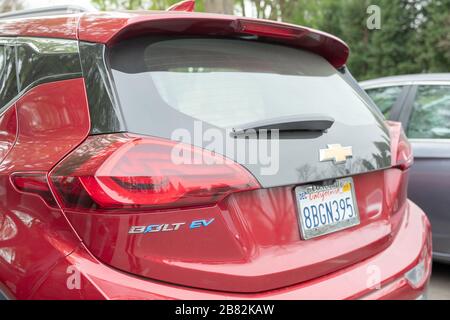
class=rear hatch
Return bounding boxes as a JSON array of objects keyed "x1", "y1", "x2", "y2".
[{"x1": 51, "y1": 36, "x2": 410, "y2": 293}]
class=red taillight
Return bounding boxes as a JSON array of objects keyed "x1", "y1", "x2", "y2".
[
  {"x1": 49, "y1": 134, "x2": 260, "y2": 211},
  {"x1": 11, "y1": 172, "x2": 57, "y2": 206},
  {"x1": 386, "y1": 121, "x2": 413, "y2": 170}
]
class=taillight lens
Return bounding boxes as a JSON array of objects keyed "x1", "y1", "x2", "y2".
[
  {"x1": 49, "y1": 134, "x2": 260, "y2": 211},
  {"x1": 386, "y1": 121, "x2": 413, "y2": 170},
  {"x1": 11, "y1": 172, "x2": 57, "y2": 206}
]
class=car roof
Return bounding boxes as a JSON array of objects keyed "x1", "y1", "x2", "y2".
[
  {"x1": 360, "y1": 73, "x2": 450, "y2": 88},
  {"x1": 0, "y1": 11, "x2": 350, "y2": 68}
]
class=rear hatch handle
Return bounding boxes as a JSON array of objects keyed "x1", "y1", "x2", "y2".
[{"x1": 232, "y1": 114, "x2": 335, "y2": 135}]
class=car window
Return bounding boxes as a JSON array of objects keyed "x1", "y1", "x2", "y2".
[
  {"x1": 366, "y1": 86, "x2": 403, "y2": 118},
  {"x1": 0, "y1": 46, "x2": 6, "y2": 94},
  {"x1": 15, "y1": 39, "x2": 81, "y2": 92},
  {"x1": 407, "y1": 85, "x2": 450, "y2": 139},
  {"x1": 111, "y1": 37, "x2": 377, "y2": 132}
]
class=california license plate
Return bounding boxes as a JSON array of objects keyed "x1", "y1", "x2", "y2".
[{"x1": 295, "y1": 177, "x2": 360, "y2": 240}]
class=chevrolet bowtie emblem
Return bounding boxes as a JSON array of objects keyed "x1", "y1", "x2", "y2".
[{"x1": 319, "y1": 144, "x2": 353, "y2": 164}]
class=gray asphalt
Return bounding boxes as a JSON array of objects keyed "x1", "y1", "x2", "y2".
[{"x1": 429, "y1": 262, "x2": 450, "y2": 300}]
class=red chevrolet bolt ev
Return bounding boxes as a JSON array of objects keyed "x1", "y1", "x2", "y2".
[{"x1": 0, "y1": 4, "x2": 431, "y2": 300}]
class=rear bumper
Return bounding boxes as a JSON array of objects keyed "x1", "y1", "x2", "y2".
[{"x1": 33, "y1": 200, "x2": 432, "y2": 300}]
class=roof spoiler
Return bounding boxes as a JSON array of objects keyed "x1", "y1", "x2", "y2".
[
  {"x1": 79, "y1": 14, "x2": 349, "y2": 68},
  {"x1": 0, "y1": 5, "x2": 94, "y2": 20}
]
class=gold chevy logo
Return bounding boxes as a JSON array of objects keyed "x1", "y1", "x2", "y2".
[{"x1": 319, "y1": 144, "x2": 353, "y2": 164}]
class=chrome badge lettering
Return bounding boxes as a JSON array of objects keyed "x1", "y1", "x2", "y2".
[{"x1": 129, "y1": 218, "x2": 215, "y2": 234}]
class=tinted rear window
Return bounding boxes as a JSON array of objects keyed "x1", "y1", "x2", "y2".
[{"x1": 110, "y1": 38, "x2": 376, "y2": 132}]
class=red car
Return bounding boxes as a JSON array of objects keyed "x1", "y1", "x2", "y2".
[{"x1": 0, "y1": 3, "x2": 431, "y2": 300}]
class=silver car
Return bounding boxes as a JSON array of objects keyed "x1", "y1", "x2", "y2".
[{"x1": 361, "y1": 74, "x2": 450, "y2": 263}]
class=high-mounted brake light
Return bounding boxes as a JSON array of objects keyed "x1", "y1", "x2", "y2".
[
  {"x1": 49, "y1": 134, "x2": 259, "y2": 212},
  {"x1": 238, "y1": 20, "x2": 307, "y2": 39},
  {"x1": 386, "y1": 121, "x2": 413, "y2": 170}
]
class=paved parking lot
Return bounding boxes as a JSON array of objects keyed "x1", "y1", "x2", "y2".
[{"x1": 429, "y1": 262, "x2": 450, "y2": 300}]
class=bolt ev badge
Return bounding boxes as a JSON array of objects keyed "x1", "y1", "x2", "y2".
[
  {"x1": 319, "y1": 144, "x2": 353, "y2": 164},
  {"x1": 129, "y1": 218, "x2": 215, "y2": 234}
]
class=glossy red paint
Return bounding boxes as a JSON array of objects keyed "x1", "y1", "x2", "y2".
[
  {"x1": 26, "y1": 200, "x2": 431, "y2": 300},
  {"x1": 2, "y1": 78, "x2": 91, "y2": 170},
  {"x1": 386, "y1": 120, "x2": 414, "y2": 170},
  {"x1": 0, "y1": 15, "x2": 79, "y2": 39},
  {"x1": 59, "y1": 167, "x2": 409, "y2": 293},
  {"x1": 0, "y1": 78, "x2": 91, "y2": 298},
  {"x1": 0, "y1": 105, "x2": 17, "y2": 162}
]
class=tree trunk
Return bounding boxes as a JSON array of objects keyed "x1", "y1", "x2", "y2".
[
  {"x1": 0, "y1": 0, "x2": 23, "y2": 12},
  {"x1": 204, "y1": 0, "x2": 234, "y2": 14}
]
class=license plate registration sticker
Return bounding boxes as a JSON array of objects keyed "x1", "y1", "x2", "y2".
[{"x1": 295, "y1": 178, "x2": 360, "y2": 240}]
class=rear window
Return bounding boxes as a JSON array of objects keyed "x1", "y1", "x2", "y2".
[{"x1": 110, "y1": 37, "x2": 376, "y2": 132}]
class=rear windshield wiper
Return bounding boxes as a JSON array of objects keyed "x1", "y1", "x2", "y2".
[{"x1": 232, "y1": 114, "x2": 335, "y2": 135}]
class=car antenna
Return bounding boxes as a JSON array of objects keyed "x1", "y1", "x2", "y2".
[{"x1": 167, "y1": 0, "x2": 196, "y2": 12}]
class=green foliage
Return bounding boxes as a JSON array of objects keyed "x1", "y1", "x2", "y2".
[
  {"x1": 344, "y1": 0, "x2": 424, "y2": 79},
  {"x1": 91, "y1": 0, "x2": 450, "y2": 80},
  {"x1": 418, "y1": 0, "x2": 450, "y2": 72},
  {"x1": 92, "y1": 0, "x2": 205, "y2": 11},
  {"x1": 279, "y1": 0, "x2": 450, "y2": 80}
]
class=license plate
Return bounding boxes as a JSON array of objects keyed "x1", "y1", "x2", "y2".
[{"x1": 295, "y1": 177, "x2": 360, "y2": 240}]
